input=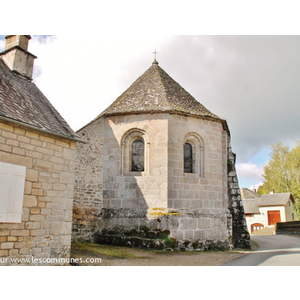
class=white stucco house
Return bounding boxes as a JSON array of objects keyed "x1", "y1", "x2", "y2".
[{"x1": 241, "y1": 188, "x2": 296, "y2": 234}]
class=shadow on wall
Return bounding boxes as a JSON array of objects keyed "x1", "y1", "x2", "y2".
[
  {"x1": 95, "y1": 119, "x2": 158, "y2": 246},
  {"x1": 72, "y1": 118, "x2": 105, "y2": 242},
  {"x1": 72, "y1": 116, "x2": 243, "y2": 251},
  {"x1": 96, "y1": 120, "x2": 231, "y2": 251}
]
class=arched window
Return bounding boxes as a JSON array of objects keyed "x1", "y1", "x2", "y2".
[
  {"x1": 121, "y1": 129, "x2": 149, "y2": 175},
  {"x1": 183, "y1": 133, "x2": 204, "y2": 177},
  {"x1": 251, "y1": 223, "x2": 264, "y2": 233},
  {"x1": 131, "y1": 139, "x2": 144, "y2": 172},
  {"x1": 184, "y1": 143, "x2": 193, "y2": 173}
]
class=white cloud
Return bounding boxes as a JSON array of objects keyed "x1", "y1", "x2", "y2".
[
  {"x1": 22, "y1": 35, "x2": 300, "y2": 189},
  {"x1": 29, "y1": 35, "x2": 173, "y2": 131},
  {"x1": 236, "y1": 163, "x2": 263, "y2": 188},
  {"x1": 164, "y1": 36, "x2": 300, "y2": 162},
  {"x1": 249, "y1": 184, "x2": 262, "y2": 192}
]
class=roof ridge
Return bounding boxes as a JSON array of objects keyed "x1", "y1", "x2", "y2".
[
  {"x1": 155, "y1": 63, "x2": 221, "y2": 119},
  {"x1": 155, "y1": 63, "x2": 178, "y2": 111}
]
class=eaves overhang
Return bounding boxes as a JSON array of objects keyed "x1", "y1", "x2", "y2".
[{"x1": 0, "y1": 115, "x2": 85, "y2": 143}]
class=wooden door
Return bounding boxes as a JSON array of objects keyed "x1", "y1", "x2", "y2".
[{"x1": 268, "y1": 210, "x2": 281, "y2": 225}]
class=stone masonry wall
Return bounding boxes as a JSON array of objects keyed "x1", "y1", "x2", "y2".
[
  {"x1": 102, "y1": 114, "x2": 169, "y2": 210},
  {"x1": 72, "y1": 118, "x2": 104, "y2": 242},
  {"x1": 227, "y1": 139, "x2": 251, "y2": 249},
  {"x1": 73, "y1": 114, "x2": 169, "y2": 242},
  {"x1": 0, "y1": 120, "x2": 77, "y2": 265},
  {"x1": 73, "y1": 112, "x2": 250, "y2": 250},
  {"x1": 167, "y1": 115, "x2": 231, "y2": 246},
  {"x1": 93, "y1": 114, "x2": 232, "y2": 250}
]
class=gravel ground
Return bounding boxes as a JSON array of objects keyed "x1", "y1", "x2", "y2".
[{"x1": 70, "y1": 243, "x2": 247, "y2": 266}]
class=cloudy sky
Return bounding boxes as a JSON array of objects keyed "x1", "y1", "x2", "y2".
[{"x1": 1, "y1": 34, "x2": 300, "y2": 189}]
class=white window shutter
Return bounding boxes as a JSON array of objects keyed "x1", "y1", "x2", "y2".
[{"x1": 0, "y1": 162, "x2": 26, "y2": 223}]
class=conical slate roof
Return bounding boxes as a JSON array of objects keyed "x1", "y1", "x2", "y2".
[{"x1": 98, "y1": 60, "x2": 222, "y2": 121}]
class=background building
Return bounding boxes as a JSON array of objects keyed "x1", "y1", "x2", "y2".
[{"x1": 241, "y1": 188, "x2": 296, "y2": 234}]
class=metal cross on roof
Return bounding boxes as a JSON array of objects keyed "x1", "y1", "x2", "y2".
[{"x1": 152, "y1": 50, "x2": 158, "y2": 60}]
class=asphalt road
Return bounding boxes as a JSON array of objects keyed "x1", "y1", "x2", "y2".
[{"x1": 222, "y1": 235, "x2": 300, "y2": 266}]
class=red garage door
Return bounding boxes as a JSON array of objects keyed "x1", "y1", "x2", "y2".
[{"x1": 268, "y1": 211, "x2": 281, "y2": 225}]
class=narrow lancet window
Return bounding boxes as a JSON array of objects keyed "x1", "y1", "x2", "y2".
[
  {"x1": 184, "y1": 143, "x2": 193, "y2": 173},
  {"x1": 131, "y1": 139, "x2": 144, "y2": 172}
]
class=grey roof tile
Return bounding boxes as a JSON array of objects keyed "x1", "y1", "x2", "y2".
[
  {"x1": 98, "y1": 60, "x2": 222, "y2": 121},
  {"x1": 241, "y1": 188, "x2": 261, "y2": 199},
  {"x1": 243, "y1": 199, "x2": 260, "y2": 214},
  {"x1": 242, "y1": 193, "x2": 293, "y2": 214},
  {"x1": 0, "y1": 58, "x2": 81, "y2": 141},
  {"x1": 259, "y1": 193, "x2": 292, "y2": 206}
]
